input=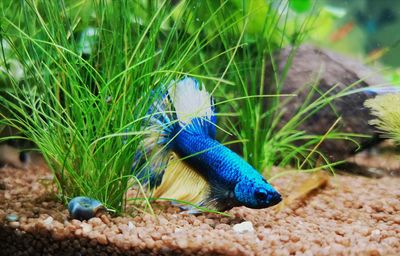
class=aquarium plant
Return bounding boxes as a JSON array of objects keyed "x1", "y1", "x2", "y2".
[
  {"x1": 365, "y1": 93, "x2": 400, "y2": 144},
  {"x1": 1, "y1": 0, "x2": 236, "y2": 214}
]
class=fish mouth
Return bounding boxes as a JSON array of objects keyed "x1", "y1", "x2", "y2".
[
  {"x1": 250, "y1": 191, "x2": 282, "y2": 209},
  {"x1": 268, "y1": 192, "x2": 282, "y2": 207}
]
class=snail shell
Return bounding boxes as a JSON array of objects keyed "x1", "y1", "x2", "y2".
[{"x1": 68, "y1": 196, "x2": 105, "y2": 220}]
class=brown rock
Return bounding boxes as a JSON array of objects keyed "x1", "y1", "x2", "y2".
[{"x1": 268, "y1": 45, "x2": 387, "y2": 163}]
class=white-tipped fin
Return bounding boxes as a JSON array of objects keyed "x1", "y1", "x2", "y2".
[
  {"x1": 169, "y1": 77, "x2": 214, "y2": 124},
  {"x1": 168, "y1": 78, "x2": 217, "y2": 138}
]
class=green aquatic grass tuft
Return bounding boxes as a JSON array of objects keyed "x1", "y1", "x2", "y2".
[{"x1": 0, "y1": 0, "x2": 234, "y2": 214}]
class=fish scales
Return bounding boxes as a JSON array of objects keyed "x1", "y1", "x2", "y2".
[{"x1": 173, "y1": 129, "x2": 260, "y2": 186}]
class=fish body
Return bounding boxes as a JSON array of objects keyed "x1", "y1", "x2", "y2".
[
  {"x1": 172, "y1": 129, "x2": 281, "y2": 210},
  {"x1": 133, "y1": 77, "x2": 281, "y2": 211},
  {"x1": 173, "y1": 129, "x2": 240, "y2": 185}
]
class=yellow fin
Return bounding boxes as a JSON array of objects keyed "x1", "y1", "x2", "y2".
[{"x1": 153, "y1": 152, "x2": 209, "y2": 206}]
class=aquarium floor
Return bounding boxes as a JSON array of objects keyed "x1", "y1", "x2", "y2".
[{"x1": 0, "y1": 158, "x2": 399, "y2": 256}]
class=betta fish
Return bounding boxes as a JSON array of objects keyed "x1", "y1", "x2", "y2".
[{"x1": 132, "y1": 77, "x2": 281, "y2": 212}]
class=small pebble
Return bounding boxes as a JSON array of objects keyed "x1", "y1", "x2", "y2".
[
  {"x1": 370, "y1": 229, "x2": 381, "y2": 241},
  {"x1": 9, "y1": 221, "x2": 20, "y2": 229},
  {"x1": 81, "y1": 223, "x2": 93, "y2": 234},
  {"x1": 280, "y1": 235, "x2": 290, "y2": 242},
  {"x1": 233, "y1": 221, "x2": 254, "y2": 234},
  {"x1": 290, "y1": 235, "x2": 300, "y2": 242},
  {"x1": 96, "y1": 234, "x2": 108, "y2": 245},
  {"x1": 43, "y1": 216, "x2": 54, "y2": 227},
  {"x1": 101, "y1": 214, "x2": 111, "y2": 225},
  {"x1": 128, "y1": 221, "x2": 135, "y2": 230},
  {"x1": 6, "y1": 213, "x2": 19, "y2": 222}
]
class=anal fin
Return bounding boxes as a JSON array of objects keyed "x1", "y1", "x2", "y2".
[{"x1": 153, "y1": 152, "x2": 209, "y2": 206}]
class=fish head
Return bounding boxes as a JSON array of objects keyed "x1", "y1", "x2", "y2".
[{"x1": 233, "y1": 178, "x2": 281, "y2": 209}]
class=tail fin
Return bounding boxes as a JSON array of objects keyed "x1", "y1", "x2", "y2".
[{"x1": 132, "y1": 77, "x2": 216, "y2": 189}]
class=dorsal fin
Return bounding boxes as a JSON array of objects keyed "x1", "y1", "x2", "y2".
[{"x1": 169, "y1": 77, "x2": 217, "y2": 138}]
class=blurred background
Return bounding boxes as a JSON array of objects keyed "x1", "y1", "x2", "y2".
[{"x1": 309, "y1": 0, "x2": 400, "y2": 70}]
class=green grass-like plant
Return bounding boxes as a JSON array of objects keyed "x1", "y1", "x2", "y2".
[{"x1": 0, "y1": 0, "x2": 237, "y2": 214}]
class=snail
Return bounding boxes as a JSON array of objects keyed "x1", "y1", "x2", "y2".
[{"x1": 68, "y1": 196, "x2": 106, "y2": 221}]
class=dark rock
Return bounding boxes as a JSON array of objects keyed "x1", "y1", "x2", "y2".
[{"x1": 273, "y1": 45, "x2": 387, "y2": 162}]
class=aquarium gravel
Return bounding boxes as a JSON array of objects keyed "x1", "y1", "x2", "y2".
[{"x1": 0, "y1": 159, "x2": 399, "y2": 256}]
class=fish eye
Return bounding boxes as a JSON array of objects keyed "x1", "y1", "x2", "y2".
[{"x1": 254, "y1": 189, "x2": 268, "y2": 201}]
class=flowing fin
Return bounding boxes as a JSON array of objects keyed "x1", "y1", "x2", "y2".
[
  {"x1": 133, "y1": 140, "x2": 170, "y2": 188},
  {"x1": 132, "y1": 77, "x2": 217, "y2": 187},
  {"x1": 132, "y1": 87, "x2": 174, "y2": 186},
  {"x1": 153, "y1": 152, "x2": 209, "y2": 206}
]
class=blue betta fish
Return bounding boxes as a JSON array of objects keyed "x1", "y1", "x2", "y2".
[{"x1": 133, "y1": 77, "x2": 281, "y2": 211}]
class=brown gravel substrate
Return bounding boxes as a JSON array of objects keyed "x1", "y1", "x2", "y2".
[{"x1": 0, "y1": 161, "x2": 399, "y2": 255}]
